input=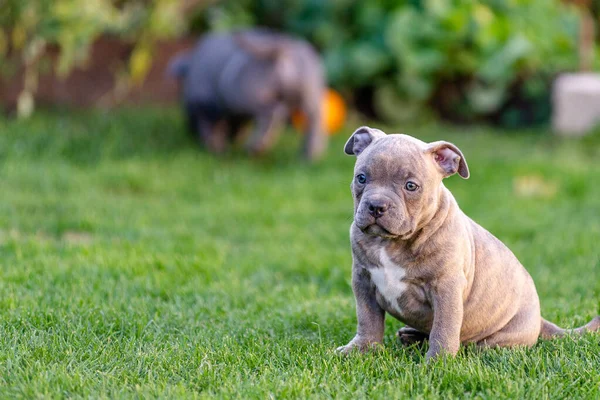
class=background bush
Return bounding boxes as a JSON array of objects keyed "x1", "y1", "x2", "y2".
[
  {"x1": 0, "y1": 0, "x2": 188, "y2": 117},
  {"x1": 199, "y1": 0, "x2": 584, "y2": 126},
  {"x1": 0, "y1": 0, "x2": 590, "y2": 125}
]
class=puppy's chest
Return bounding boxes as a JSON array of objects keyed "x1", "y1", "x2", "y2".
[{"x1": 365, "y1": 248, "x2": 429, "y2": 320}]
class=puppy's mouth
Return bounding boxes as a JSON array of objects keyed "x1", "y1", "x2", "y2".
[
  {"x1": 358, "y1": 222, "x2": 414, "y2": 240},
  {"x1": 359, "y1": 223, "x2": 398, "y2": 239}
]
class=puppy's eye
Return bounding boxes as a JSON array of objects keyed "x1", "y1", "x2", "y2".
[
  {"x1": 405, "y1": 181, "x2": 419, "y2": 191},
  {"x1": 356, "y1": 174, "x2": 367, "y2": 184}
]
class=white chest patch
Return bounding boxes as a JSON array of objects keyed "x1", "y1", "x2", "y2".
[{"x1": 369, "y1": 248, "x2": 407, "y2": 315}]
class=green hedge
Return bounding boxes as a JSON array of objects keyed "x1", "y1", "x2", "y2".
[
  {"x1": 0, "y1": 0, "x2": 588, "y2": 125},
  {"x1": 0, "y1": 0, "x2": 187, "y2": 117},
  {"x1": 200, "y1": 0, "x2": 584, "y2": 125}
]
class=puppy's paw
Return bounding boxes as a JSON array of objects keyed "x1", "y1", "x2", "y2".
[
  {"x1": 335, "y1": 344, "x2": 356, "y2": 354},
  {"x1": 396, "y1": 326, "x2": 429, "y2": 347},
  {"x1": 590, "y1": 316, "x2": 600, "y2": 331},
  {"x1": 335, "y1": 339, "x2": 382, "y2": 354},
  {"x1": 246, "y1": 138, "x2": 272, "y2": 157}
]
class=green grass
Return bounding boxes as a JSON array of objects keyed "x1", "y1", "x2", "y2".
[{"x1": 0, "y1": 108, "x2": 599, "y2": 398}]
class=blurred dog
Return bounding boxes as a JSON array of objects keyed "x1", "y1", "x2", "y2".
[
  {"x1": 168, "y1": 29, "x2": 327, "y2": 161},
  {"x1": 337, "y1": 126, "x2": 600, "y2": 360}
]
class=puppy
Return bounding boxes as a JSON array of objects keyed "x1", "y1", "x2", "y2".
[
  {"x1": 168, "y1": 29, "x2": 326, "y2": 161},
  {"x1": 337, "y1": 126, "x2": 600, "y2": 359}
]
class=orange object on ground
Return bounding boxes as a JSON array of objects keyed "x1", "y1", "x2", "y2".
[{"x1": 292, "y1": 89, "x2": 346, "y2": 135}]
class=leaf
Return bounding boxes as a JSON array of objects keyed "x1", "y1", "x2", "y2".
[
  {"x1": 384, "y1": 8, "x2": 421, "y2": 55},
  {"x1": 466, "y1": 81, "x2": 507, "y2": 113},
  {"x1": 11, "y1": 23, "x2": 27, "y2": 50},
  {"x1": 374, "y1": 83, "x2": 424, "y2": 123},
  {"x1": 323, "y1": 46, "x2": 349, "y2": 86},
  {"x1": 404, "y1": 48, "x2": 445, "y2": 74},
  {"x1": 477, "y1": 35, "x2": 532, "y2": 82},
  {"x1": 398, "y1": 72, "x2": 434, "y2": 101},
  {"x1": 129, "y1": 45, "x2": 153, "y2": 86},
  {"x1": 472, "y1": 3, "x2": 494, "y2": 27},
  {"x1": 348, "y1": 42, "x2": 391, "y2": 84}
]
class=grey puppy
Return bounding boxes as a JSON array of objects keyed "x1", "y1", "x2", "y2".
[
  {"x1": 337, "y1": 126, "x2": 600, "y2": 360},
  {"x1": 169, "y1": 29, "x2": 326, "y2": 161}
]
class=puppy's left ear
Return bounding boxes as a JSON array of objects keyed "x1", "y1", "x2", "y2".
[{"x1": 426, "y1": 141, "x2": 469, "y2": 179}]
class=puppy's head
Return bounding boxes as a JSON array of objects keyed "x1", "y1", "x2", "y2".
[{"x1": 344, "y1": 126, "x2": 469, "y2": 239}]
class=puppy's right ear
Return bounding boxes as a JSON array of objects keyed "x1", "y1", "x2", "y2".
[{"x1": 344, "y1": 126, "x2": 386, "y2": 156}]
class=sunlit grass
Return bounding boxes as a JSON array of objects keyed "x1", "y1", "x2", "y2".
[{"x1": 0, "y1": 108, "x2": 598, "y2": 398}]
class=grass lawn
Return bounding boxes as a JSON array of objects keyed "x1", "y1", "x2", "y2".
[{"x1": 0, "y1": 108, "x2": 599, "y2": 398}]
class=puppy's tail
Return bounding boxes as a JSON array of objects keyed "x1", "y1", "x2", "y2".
[{"x1": 540, "y1": 316, "x2": 600, "y2": 339}]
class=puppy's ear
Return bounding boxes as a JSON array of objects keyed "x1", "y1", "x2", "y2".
[
  {"x1": 344, "y1": 126, "x2": 386, "y2": 156},
  {"x1": 235, "y1": 32, "x2": 285, "y2": 60},
  {"x1": 426, "y1": 141, "x2": 469, "y2": 179}
]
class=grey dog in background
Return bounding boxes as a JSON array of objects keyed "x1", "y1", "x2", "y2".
[
  {"x1": 337, "y1": 126, "x2": 600, "y2": 360},
  {"x1": 168, "y1": 29, "x2": 327, "y2": 161}
]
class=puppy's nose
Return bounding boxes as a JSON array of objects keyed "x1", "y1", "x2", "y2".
[{"x1": 368, "y1": 200, "x2": 388, "y2": 218}]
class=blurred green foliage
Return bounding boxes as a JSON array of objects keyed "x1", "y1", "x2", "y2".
[
  {"x1": 0, "y1": 0, "x2": 588, "y2": 125},
  {"x1": 200, "y1": 0, "x2": 583, "y2": 125},
  {"x1": 0, "y1": 0, "x2": 188, "y2": 117}
]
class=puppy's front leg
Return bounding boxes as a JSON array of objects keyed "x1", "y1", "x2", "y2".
[
  {"x1": 246, "y1": 104, "x2": 287, "y2": 156},
  {"x1": 426, "y1": 277, "x2": 466, "y2": 360},
  {"x1": 337, "y1": 265, "x2": 385, "y2": 353}
]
